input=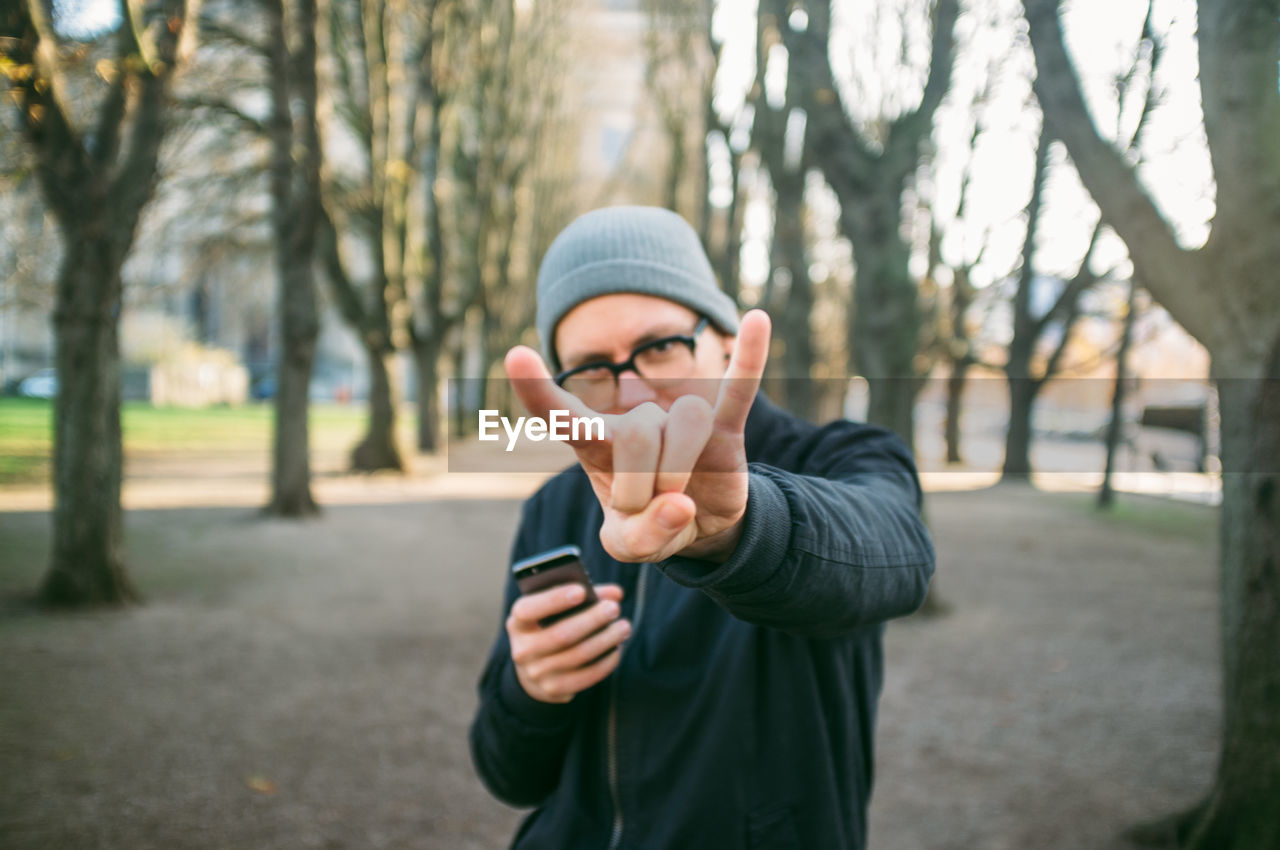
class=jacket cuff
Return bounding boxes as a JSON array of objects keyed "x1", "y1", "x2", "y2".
[
  {"x1": 656, "y1": 468, "x2": 792, "y2": 594},
  {"x1": 496, "y1": 658, "x2": 578, "y2": 729}
]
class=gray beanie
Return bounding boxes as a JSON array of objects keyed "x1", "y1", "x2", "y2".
[{"x1": 536, "y1": 205, "x2": 741, "y2": 368}]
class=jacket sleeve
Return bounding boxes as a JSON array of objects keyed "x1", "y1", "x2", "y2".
[
  {"x1": 468, "y1": 497, "x2": 583, "y2": 807},
  {"x1": 656, "y1": 422, "x2": 936, "y2": 639}
]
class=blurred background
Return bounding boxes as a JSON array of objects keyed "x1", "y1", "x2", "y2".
[{"x1": 2, "y1": 0, "x2": 1277, "y2": 847}]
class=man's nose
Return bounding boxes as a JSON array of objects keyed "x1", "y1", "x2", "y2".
[{"x1": 614, "y1": 372, "x2": 659, "y2": 411}]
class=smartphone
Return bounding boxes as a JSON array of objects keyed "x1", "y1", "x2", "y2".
[{"x1": 512, "y1": 544, "x2": 599, "y2": 628}]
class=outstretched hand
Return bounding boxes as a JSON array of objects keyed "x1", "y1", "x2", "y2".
[{"x1": 504, "y1": 310, "x2": 772, "y2": 564}]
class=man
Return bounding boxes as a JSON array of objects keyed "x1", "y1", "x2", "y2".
[{"x1": 470, "y1": 205, "x2": 935, "y2": 849}]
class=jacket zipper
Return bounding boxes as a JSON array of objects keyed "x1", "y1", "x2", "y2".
[{"x1": 606, "y1": 564, "x2": 649, "y2": 850}]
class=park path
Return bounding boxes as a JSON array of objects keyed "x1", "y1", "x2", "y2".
[{"x1": 0, "y1": 483, "x2": 1217, "y2": 849}]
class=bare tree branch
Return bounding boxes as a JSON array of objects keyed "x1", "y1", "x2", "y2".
[
  {"x1": 1022, "y1": 0, "x2": 1216, "y2": 345},
  {"x1": 1, "y1": 2, "x2": 90, "y2": 223},
  {"x1": 886, "y1": 0, "x2": 960, "y2": 169},
  {"x1": 178, "y1": 95, "x2": 267, "y2": 133}
]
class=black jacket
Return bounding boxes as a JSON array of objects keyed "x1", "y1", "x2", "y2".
[{"x1": 470, "y1": 394, "x2": 935, "y2": 849}]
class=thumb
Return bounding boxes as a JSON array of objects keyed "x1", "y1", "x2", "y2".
[{"x1": 601, "y1": 492, "x2": 697, "y2": 563}]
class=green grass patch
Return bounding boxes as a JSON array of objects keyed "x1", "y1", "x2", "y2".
[
  {"x1": 0, "y1": 398, "x2": 417, "y2": 485},
  {"x1": 1065, "y1": 491, "x2": 1218, "y2": 543}
]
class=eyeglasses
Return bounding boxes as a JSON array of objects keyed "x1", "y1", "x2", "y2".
[{"x1": 554, "y1": 317, "x2": 710, "y2": 409}]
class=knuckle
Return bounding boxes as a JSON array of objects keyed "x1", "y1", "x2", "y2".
[
  {"x1": 620, "y1": 523, "x2": 647, "y2": 555},
  {"x1": 546, "y1": 622, "x2": 574, "y2": 648},
  {"x1": 612, "y1": 418, "x2": 638, "y2": 443},
  {"x1": 594, "y1": 600, "x2": 619, "y2": 624},
  {"x1": 635, "y1": 401, "x2": 665, "y2": 422},
  {"x1": 673, "y1": 394, "x2": 712, "y2": 419}
]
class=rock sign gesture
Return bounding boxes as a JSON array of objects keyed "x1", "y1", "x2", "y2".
[{"x1": 504, "y1": 309, "x2": 773, "y2": 565}]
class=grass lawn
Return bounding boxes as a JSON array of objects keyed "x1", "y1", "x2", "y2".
[
  {"x1": 1065, "y1": 490, "x2": 1219, "y2": 542},
  {"x1": 0, "y1": 398, "x2": 416, "y2": 486}
]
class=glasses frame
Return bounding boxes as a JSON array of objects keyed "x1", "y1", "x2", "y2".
[{"x1": 554, "y1": 316, "x2": 710, "y2": 396}]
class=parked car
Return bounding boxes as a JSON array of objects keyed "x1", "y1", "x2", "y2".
[{"x1": 18, "y1": 368, "x2": 58, "y2": 399}]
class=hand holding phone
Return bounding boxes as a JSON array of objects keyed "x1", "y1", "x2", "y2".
[{"x1": 507, "y1": 545, "x2": 632, "y2": 704}]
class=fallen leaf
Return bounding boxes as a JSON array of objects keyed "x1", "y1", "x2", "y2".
[{"x1": 245, "y1": 776, "x2": 277, "y2": 795}]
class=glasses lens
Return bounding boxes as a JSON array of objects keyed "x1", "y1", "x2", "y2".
[
  {"x1": 562, "y1": 371, "x2": 616, "y2": 408},
  {"x1": 634, "y1": 340, "x2": 696, "y2": 379},
  {"x1": 559, "y1": 330, "x2": 701, "y2": 408}
]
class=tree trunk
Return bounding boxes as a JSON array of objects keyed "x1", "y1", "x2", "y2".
[
  {"x1": 1182, "y1": 351, "x2": 1280, "y2": 850},
  {"x1": 1000, "y1": 125, "x2": 1049, "y2": 482},
  {"x1": 265, "y1": 0, "x2": 321, "y2": 517},
  {"x1": 269, "y1": 274, "x2": 319, "y2": 515},
  {"x1": 1099, "y1": 278, "x2": 1139, "y2": 508},
  {"x1": 718, "y1": 154, "x2": 744, "y2": 305},
  {"x1": 943, "y1": 263, "x2": 974, "y2": 465},
  {"x1": 1002, "y1": 376, "x2": 1036, "y2": 479},
  {"x1": 770, "y1": 168, "x2": 816, "y2": 421},
  {"x1": 414, "y1": 336, "x2": 443, "y2": 453},
  {"x1": 5, "y1": 0, "x2": 194, "y2": 606},
  {"x1": 664, "y1": 116, "x2": 685, "y2": 215},
  {"x1": 40, "y1": 249, "x2": 136, "y2": 606},
  {"x1": 944, "y1": 357, "x2": 968, "y2": 464},
  {"x1": 351, "y1": 346, "x2": 404, "y2": 471},
  {"x1": 845, "y1": 194, "x2": 919, "y2": 449}
]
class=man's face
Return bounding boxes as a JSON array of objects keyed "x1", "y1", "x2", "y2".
[{"x1": 554, "y1": 293, "x2": 736, "y2": 415}]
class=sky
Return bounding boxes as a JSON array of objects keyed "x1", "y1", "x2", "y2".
[
  {"x1": 54, "y1": 0, "x2": 121, "y2": 39},
  {"x1": 57, "y1": 0, "x2": 1216, "y2": 317}
]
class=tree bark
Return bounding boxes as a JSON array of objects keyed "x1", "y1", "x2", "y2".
[
  {"x1": 413, "y1": 336, "x2": 443, "y2": 454},
  {"x1": 944, "y1": 267, "x2": 975, "y2": 465},
  {"x1": 41, "y1": 245, "x2": 135, "y2": 605},
  {"x1": 1002, "y1": 376, "x2": 1035, "y2": 479},
  {"x1": 1001, "y1": 127, "x2": 1051, "y2": 480},
  {"x1": 1099, "y1": 278, "x2": 1139, "y2": 508},
  {"x1": 265, "y1": 0, "x2": 322, "y2": 516},
  {"x1": 1193, "y1": 351, "x2": 1280, "y2": 850},
  {"x1": 771, "y1": 168, "x2": 816, "y2": 421},
  {"x1": 944, "y1": 358, "x2": 968, "y2": 464},
  {"x1": 351, "y1": 347, "x2": 403, "y2": 471},
  {"x1": 718, "y1": 154, "x2": 744, "y2": 305},
  {"x1": 844, "y1": 190, "x2": 920, "y2": 447}
]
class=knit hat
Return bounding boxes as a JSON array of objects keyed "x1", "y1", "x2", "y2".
[{"x1": 536, "y1": 206, "x2": 741, "y2": 369}]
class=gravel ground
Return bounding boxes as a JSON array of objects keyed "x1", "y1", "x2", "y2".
[{"x1": 0, "y1": 484, "x2": 1219, "y2": 849}]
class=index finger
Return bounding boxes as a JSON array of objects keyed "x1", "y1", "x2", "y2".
[
  {"x1": 713, "y1": 309, "x2": 771, "y2": 433},
  {"x1": 504, "y1": 346, "x2": 612, "y2": 454},
  {"x1": 509, "y1": 582, "x2": 590, "y2": 631}
]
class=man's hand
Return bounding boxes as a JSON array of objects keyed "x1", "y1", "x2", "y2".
[
  {"x1": 504, "y1": 310, "x2": 772, "y2": 564},
  {"x1": 507, "y1": 583, "x2": 630, "y2": 704}
]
